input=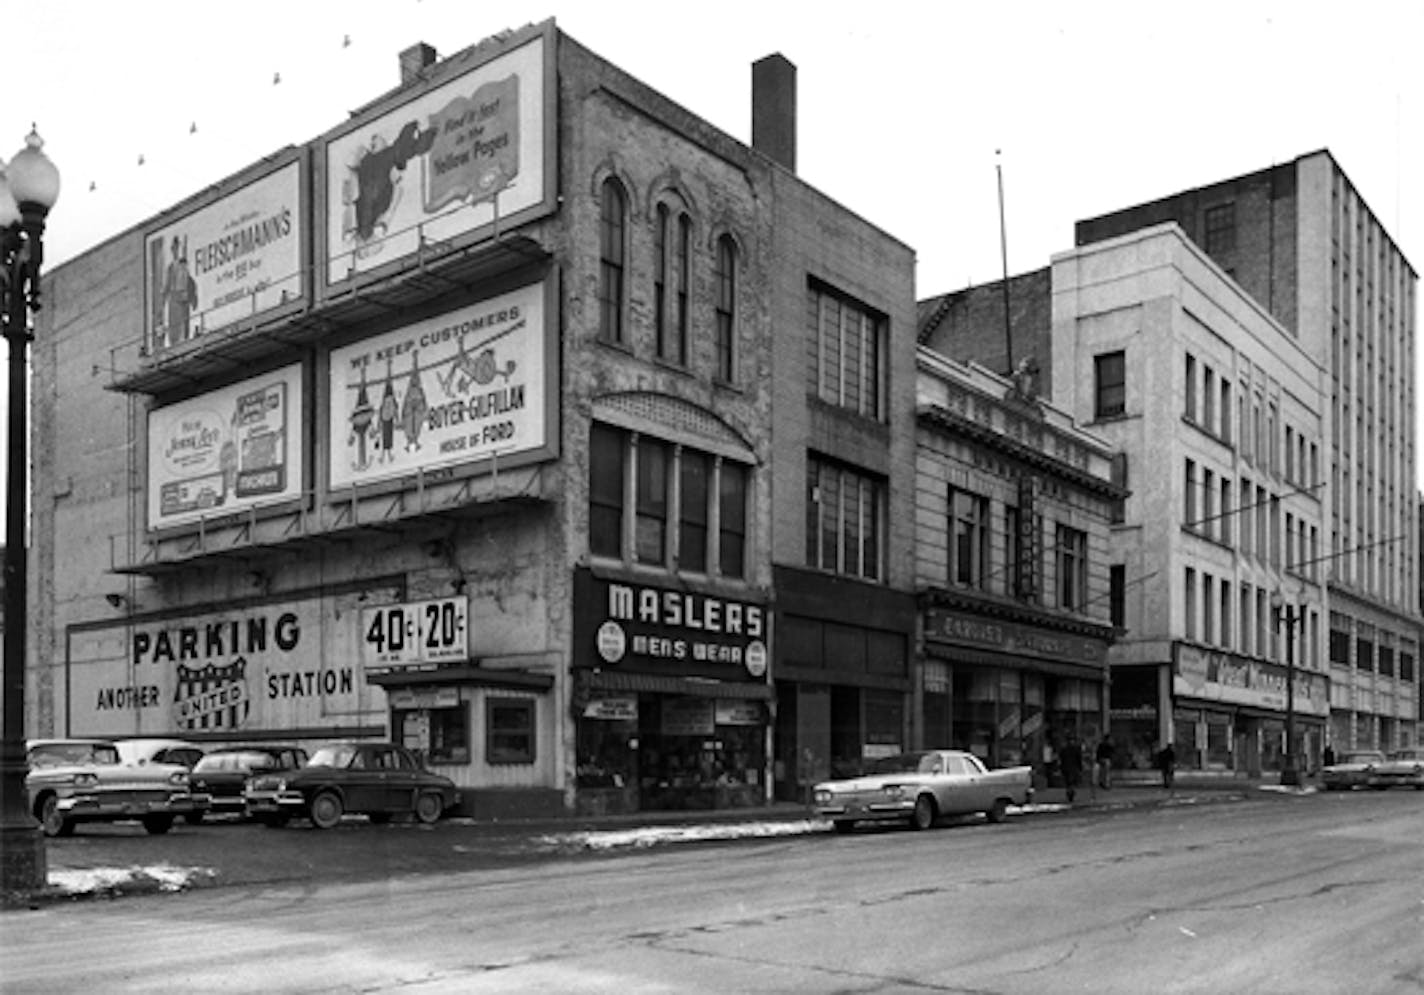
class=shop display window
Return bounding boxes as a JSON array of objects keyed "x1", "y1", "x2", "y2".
[
  {"x1": 394, "y1": 706, "x2": 470, "y2": 765},
  {"x1": 486, "y1": 698, "x2": 536, "y2": 764}
]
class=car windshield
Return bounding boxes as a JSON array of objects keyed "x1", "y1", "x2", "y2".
[
  {"x1": 194, "y1": 751, "x2": 274, "y2": 773},
  {"x1": 867, "y1": 753, "x2": 939, "y2": 775},
  {"x1": 1341, "y1": 751, "x2": 1384, "y2": 764},
  {"x1": 308, "y1": 745, "x2": 359, "y2": 769},
  {"x1": 29, "y1": 743, "x2": 120, "y2": 767}
]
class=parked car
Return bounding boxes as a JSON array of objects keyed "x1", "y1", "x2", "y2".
[
  {"x1": 1368, "y1": 747, "x2": 1424, "y2": 790},
  {"x1": 113, "y1": 737, "x2": 207, "y2": 769},
  {"x1": 243, "y1": 741, "x2": 460, "y2": 829},
  {"x1": 811, "y1": 749, "x2": 1034, "y2": 833},
  {"x1": 1319, "y1": 749, "x2": 1387, "y2": 790},
  {"x1": 25, "y1": 738, "x2": 198, "y2": 837},
  {"x1": 188, "y1": 745, "x2": 309, "y2": 821}
]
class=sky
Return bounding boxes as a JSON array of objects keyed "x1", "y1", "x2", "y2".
[{"x1": 4, "y1": 0, "x2": 1423, "y2": 473}]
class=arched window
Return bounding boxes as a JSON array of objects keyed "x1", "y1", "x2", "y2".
[
  {"x1": 599, "y1": 179, "x2": 627, "y2": 344},
  {"x1": 654, "y1": 204, "x2": 690, "y2": 367},
  {"x1": 714, "y1": 235, "x2": 737, "y2": 382}
]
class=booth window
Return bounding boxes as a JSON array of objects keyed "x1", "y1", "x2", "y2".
[
  {"x1": 394, "y1": 707, "x2": 470, "y2": 765},
  {"x1": 487, "y1": 698, "x2": 536, "y2": 764}
]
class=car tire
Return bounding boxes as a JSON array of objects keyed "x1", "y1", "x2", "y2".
[
  {"x1": 309, "y1": 791, "x2": 344, "y2": 830},
  {"x1": 414, "y1": 792, "x2": 443, "y2": 825},
  {"x1": 986, "y1": 798, "x2": 1009, "y2": 824},
  {"x1": 142, "y1": 815, "x2": 174, "y2": 835},
  {"x1": 37, "y1": 795, "x2": 73, "y2": 838},
  {"x1": 832, "y1": 820, "x2": 856, "y2": 834},
  {"x1": 909, "y1": 794, "x2": 937, "y2": 831}
]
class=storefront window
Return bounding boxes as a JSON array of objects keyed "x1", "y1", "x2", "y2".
[
  {"x1": 394, "y1": 706, "x2": 470, "y2": 765},
  {"x1": 486, "y1": 698, "x2": 536, "y2": 764},
  {"x1": 637, "y1": 697, "x2": 765, "y2": 809}
]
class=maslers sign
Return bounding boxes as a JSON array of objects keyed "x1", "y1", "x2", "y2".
[
  {"x1": 573, "y1": 569, "x2": 769, "y2": 681},
  {"x1": 66, "y1": 590, "x2": 390, "y2": 738}
]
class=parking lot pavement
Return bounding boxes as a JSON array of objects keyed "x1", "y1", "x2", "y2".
[{"x1": 9, "y1": 772, "x2": 1302, "y2": 907}]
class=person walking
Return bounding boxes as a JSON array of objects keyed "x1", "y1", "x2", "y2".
[
  {"x1": 1157, "y1": 740, "x2": 1176, "y2": 791},
  {"x1": 1322, "y1": 743, "x2": 1336, "y2": 769},
  {"x1": 1058, "y1": 734, "x2": 1085, "y2": 804},
  {"x1": 1095, "y1": 733, "x2": 1115, "y2": 789}
]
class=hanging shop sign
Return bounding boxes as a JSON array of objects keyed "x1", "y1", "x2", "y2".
[
  {"x1": 584, "y1": 697, "x2": 638, "y2": 721},
  {"x1": 146, "y1": 364, "x2": 304, "y2": 530},
  {"x1": 1174, "y1": 644, "x2": 1330, "y2": 717},
  {"x1": 327, "y1": 280, "x2": 552, "y2": 489},
  {"x1": 573, "y1": 569, "x2": 770, "y2": 682},
  {"x1": 66, "y1": 586, "x2": 396, "y2": 738},
  {"x1": 323, "y1": 22, "x2": 554, "y2": 287},
  {"x1": 360, "y1": 596, "x2": 470, "y2": 672},
  {"x1": 145, "y1": 158, "x2": 304, "y2": 354}
]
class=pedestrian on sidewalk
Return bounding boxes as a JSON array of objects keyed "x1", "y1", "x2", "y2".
[
  {"x1": 1322, "y1": 743, "x2": 1336, "y2": 768},
  {"x1": 1059, "y1": 734, "x2": 1085, "y2": 804},
  {"x1": 1095, "y1": 733, "x2": 1116, "y2": 789},
  {"x1": 1156, "y1": 741, "x2": 1176, "y2": 791}
]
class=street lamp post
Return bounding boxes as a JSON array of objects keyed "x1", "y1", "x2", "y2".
[
  {"x1": 0, "y1": 127, "x2": 61, "y2": 897},
  {"x1": 1271, "y1": 590, "x2": 1302, "y2": 788}
]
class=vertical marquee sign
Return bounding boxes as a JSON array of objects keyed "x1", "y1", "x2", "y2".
[{"x1": 323, "y1": 21, "x2": 555, "y2": 286}]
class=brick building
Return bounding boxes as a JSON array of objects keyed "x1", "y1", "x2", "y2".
[{"x1": 29, "y1": 22, "x2": 918, "y2": 817}]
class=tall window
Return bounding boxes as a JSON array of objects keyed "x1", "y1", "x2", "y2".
[
  {"x1": 807, "y1": 456, "x2": 883, "y2": 581},
  {"x1": 654, "y1": 203, "x2": 668, "y2": 355},
  {"x1": 1204, "y1": 202, "x2": 1236, "y2": 258},
  {"x1": 714, "y1": 235, "x2": 737, "y2": 382},
  {"x1": 1202, "y1": 366, "x2": 1215, "y2": 431},
  {"x1": 635, "y1": 438, "x2": 670, "y2": 565},
  {"x1": 948, "y1": 487, "x2": 989, "y2": 588},
  {"x1": 1184, "y1": 459, "x2": 1198, "y2": 529},
  {"x1": 1220, "y1": 379, "x2": 1233, "y2": 443},
  {"x1": 809, "y1": 283, "x2": 884, "y2": 419},
  {"x1": 1185, "y1": 567, "x2": 1197, "y2": 640},
  {"x1": 589, "y1": 423, "x2": 750, "y2": 578},
  {"x1": 1055, "y1": 525, "x2": 1087, "y2": 612},
  {"x1": 674, "y1": 214, "x2": 691, "y2": 366},
  {"x1": 589, "y1": 424, "x2": 625, "y2": 559},
  {"x1": 1184, "y1": 353, "x2": 1197, "y2": 421},
  {"x1": 678, "y1": 450, "x2": 710, "y2": 572},
  {"x1": 598, "y1": 179, "x2": 626, "y2": 344},
  {"x1": 1094, "y1": 351, "x2": 1126, "y2": 418},
  {"x1": 718, "y1": 460, "x2": 747, "y2": 579},
  {"x1": 1109, "y1": 564, "x2": 1126, "y2": 628}
]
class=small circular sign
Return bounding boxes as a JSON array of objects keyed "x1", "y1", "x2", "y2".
[
  {"x1": 744, "y1": 640, "x2": 768, "y2": 678},
  {"x1": 596, "y1": 621, "x2": 627, "y2": 664}
]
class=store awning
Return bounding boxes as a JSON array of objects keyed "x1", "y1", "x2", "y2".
[
  {"x1": 582, "y1": 670, "x2": 773, "y2": 700},
  {"x1": 925, "y1": 645, "x2": 1108, "y2": 682},
  {"x1": 367, "y1": 664, "x2": 553, "y2": 691}
]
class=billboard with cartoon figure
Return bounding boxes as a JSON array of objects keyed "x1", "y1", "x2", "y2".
[
  {"x1": 147, "y1": 364, "x2": 304, "y2": 530},
  {"x1": 328, "y1": 281, "x2": 549, "y2": 489},
  {"x1": 323, "y1": 24, "x2": 553, "y2": 286}
]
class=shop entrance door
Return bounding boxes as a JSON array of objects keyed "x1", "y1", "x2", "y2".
[{"x1": 793, "y1": 685, "x2": 830, "y2": 803}]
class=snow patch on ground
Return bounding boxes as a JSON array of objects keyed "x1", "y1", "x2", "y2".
[
  {"x1": 48, "y1": 864, "x2": 215, "y2": 896},
  {"x1": 537, "y1": 819, "x2": 828, "y2": 850}
]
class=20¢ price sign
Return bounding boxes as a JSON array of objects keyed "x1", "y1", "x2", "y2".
[{"x1": 360, "y1": 596, "x2": 469, "y2": 668}]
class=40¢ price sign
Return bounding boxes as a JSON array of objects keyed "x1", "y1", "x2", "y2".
[{"x1": 360, "y1": 596, "x2": 469, "y2": 668}]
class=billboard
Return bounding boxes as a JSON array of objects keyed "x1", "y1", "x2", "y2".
[
  {"x1": 323, "y1": 26, "x2": 553, "y2": 286},
  {"x1": 327, "y1": 280, "x2": 549, "y2": 489},
  {"x1": 147, "y1": 364, "x2": 304, "y2": 530},
  {"x1": 66, "y1": 587, "x2": 395, "y2": 739},
  {"x1": 144, "y1": 159, "x2": 304, "y2": 354}
]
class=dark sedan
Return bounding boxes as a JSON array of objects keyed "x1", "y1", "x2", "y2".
[
  {"x1": 188, "y1": 745, "x2": 309, "y2": 821},
  {"x1": 243, "y1": 741, "x2": 460, "y2": 829}
]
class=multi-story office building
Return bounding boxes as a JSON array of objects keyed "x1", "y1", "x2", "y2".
[
  {"x1": 914, "y1": 348, "x2": 1120, "y2": 776},
  {"x1": 1051, "y1": 224, "x2": 1329, "y2": 773},
  {"x1": 1077, "y1": 152, "x2": 1420, "y2": 752},
  {"x1": 28, "y1": 22, "x2": 919, "y2": 817}
]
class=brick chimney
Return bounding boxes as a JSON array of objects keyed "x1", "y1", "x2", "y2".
[
  {"x1": 752, "y1": 54, "x2": 796, "y2": 172},
  {"x1": 400, "y1": 42, "x2": 439, "y2": 85}
]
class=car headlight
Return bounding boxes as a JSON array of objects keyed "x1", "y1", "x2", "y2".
[
  {"x1": 168, "y1": 771, "x2": 189, "y2": 787},
  {"x1": 882, "y1": 784, "x2": 906, "y2": 799},
  {"x1": 813, "y1": 789, "x2": 832, "y2": 805},
  {"x1": 73, "y1": 772, "x2": 98, "y2": 788}
]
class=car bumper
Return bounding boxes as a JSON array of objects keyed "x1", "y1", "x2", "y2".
[
  {"x1": 1367, "y1": 774, "x2": 1424, "y2": 788},
  {"x1": 813, "y1": 798, "x2": 916, "y2": 822},
  {"x1": 58, "y1": 792, "x2": 197, "y2": 819},
  {"x1": 243, "y1": 789, "x2": 307, "y2": 813}
]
